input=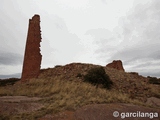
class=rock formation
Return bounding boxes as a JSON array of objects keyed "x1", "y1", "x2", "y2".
[
  {"x1": 106, "y1": 60, "x2": 125, "y2": 71},
  {"x1": 21, "y1": 14, "x2": 42, "y2": 81}
]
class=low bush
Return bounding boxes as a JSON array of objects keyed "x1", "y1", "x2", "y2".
[
  {"x1": 84, "y1": 67, "x2": 113, "y2": 89},
  {"x1": 0, "y1": 78, "x2": 20, "y2": 86},
  {"x1": 54, "y1": 65, "x2": 62, "y2": 68},
  {"x1": 76, "y1": 73, "x2": 83, "y2": 78},
  {"x1": 148, "y1": 76, "x2": 160, "y2": 85}
]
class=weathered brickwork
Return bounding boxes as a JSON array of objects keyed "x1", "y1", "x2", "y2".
[
  {"x1": 106, "y1": 60, "x2": 125, "y2": 72},
  {"x1": 21, "y1": 14, "x2": 42, "y2": 81}
]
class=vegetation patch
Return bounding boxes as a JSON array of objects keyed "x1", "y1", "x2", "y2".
[
  {"x1": 0, "y1": 78, "x2": 20, "y2": 86},
  {"x1": 148, "y1": 76, "x2": 160, "y2": 85},
  {"x1": 84, "y1": 67, "x2": 113, "y2": 89},
  {"x1": 0, "y1": 77, "x2": 143, "y2": 119},
  {"x1": 0, "y1": 63, "x2": 159, "y2": 119}
]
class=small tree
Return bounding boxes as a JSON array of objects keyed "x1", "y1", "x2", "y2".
[{"x1": 84, "y1": 67, "x2": 113, "y2": 89}]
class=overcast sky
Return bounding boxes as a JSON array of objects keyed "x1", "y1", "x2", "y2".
[{"x1": 0, "y1": 0, "x2": 160, "y2": 78}]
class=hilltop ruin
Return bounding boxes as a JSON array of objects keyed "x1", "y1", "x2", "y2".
[
  {"x1": 106, "y1": 60, "x2": 125, "y2": 71},
  {"x1": 21, "y1": 14, "x2": 42, "y2": 81}
]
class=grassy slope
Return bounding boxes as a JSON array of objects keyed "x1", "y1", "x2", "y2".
[{"x1": 0, "y1": 63, "x2": 159, "y2": 119}]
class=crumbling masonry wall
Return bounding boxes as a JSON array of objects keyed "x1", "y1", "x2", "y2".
[
  {"x1": 21, "y1": 14, "x2": 42, "y2": 81},
  {"x1": 106, "y1": 60, "x2": 125, "y2": 72}
]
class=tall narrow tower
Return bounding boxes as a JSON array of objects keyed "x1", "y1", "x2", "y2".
[{"x1": 21, "y1": 14, "x2": 42, "y2": 81}]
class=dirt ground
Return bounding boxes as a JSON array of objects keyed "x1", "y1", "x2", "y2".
[
  {"x1": 0, "y1": 96, "x2": 160, "y2": 120},
  {"x1": 40, "y1": 103, "x2": 160, "y2": 120},
  {"x1": 0, "y1": 96, "x2": 43, "y2": 115}
]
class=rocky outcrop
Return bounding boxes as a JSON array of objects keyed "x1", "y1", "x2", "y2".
[
  {"x1": 21, "y1": 14, "x2": 42, "y2": 81},
  {"x1": 40, "y1": 103, "x2": 160, "y2": 120},
  {"x1": 106, "y1": 60, "x2": 125, "y2": 71},
  {"x1": 146, "y1": 97, "x2": 160, "y2": 108}
]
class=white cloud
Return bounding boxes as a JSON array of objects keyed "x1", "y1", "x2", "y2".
[{"x1": 0, "y1": 0, "x2": 160, "y2": 78}]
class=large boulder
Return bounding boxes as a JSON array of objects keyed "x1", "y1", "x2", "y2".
[{"x1": 106, "y1": 60, "x2": 125, "y2": 71}]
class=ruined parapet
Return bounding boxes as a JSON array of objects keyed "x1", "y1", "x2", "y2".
[
  {"x1": 106, "y1": 60, "x2": 125, "y2": 72},
  {"x1": 21, "y1": 14, "x2": 42, "y2": 81}
]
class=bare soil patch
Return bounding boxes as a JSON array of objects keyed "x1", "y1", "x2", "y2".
[
  {"x1": 146, "y1": 97, "x2": 160, "y2": 108},
  {"x1": 0, "y1": 96, "x2": 42, "y2": 102},
  {"x1": 0, "y1": 96, "x2": 43, "y2": 115},
  {"x1": 40, "y1": 103, "x2": 160, "y2": 120}
]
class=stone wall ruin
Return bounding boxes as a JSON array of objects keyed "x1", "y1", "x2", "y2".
[
  {"x1": 106, "y1": 60, "x2": 125, "y2": 71},
  {"x1": 21, "y1": 14, "x2": 42, "y2": 81}
]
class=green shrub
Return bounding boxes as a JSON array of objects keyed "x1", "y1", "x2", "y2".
[
  {"x1": 54, "y1": 65, "x2": 62, "y2": 68},
  {"x1": 148, "y1": 76, "x2": 160, "y2": 85},
  {"x1": 0, "y1": 78, "x2": 20, "y2": 86},
  {"x1": 84, "y1": 67, "x2": 113, "y2": 89},
  {"x1": 76, "y1": 73, "x2": 83, "y2": 78}
]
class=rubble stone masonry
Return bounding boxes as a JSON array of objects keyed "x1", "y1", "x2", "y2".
[
  {"x1": 106, "y1": 60, "x2": 125, "y2": 72},
  {"x1": 21, "y1": 14, "x2": 42, "y2": 81}
]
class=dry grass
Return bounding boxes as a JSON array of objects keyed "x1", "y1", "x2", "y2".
[
  {"x1": 0, "y1": 63, "x2": 159, "y2": 119},
  {"x1": 0, "y1": 77, "x2": 142, "y2": 103},
  {"x1": 0, "y1": 77, "x2": 143, "y2": 119}
]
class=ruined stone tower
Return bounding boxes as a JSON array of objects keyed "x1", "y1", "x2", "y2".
[
  {"x1": 21, "y1": 14, "x2": 42, "y2": 81},
  {"x1": 106, "y1": 60, "x2": 125, "y2": 72}
]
